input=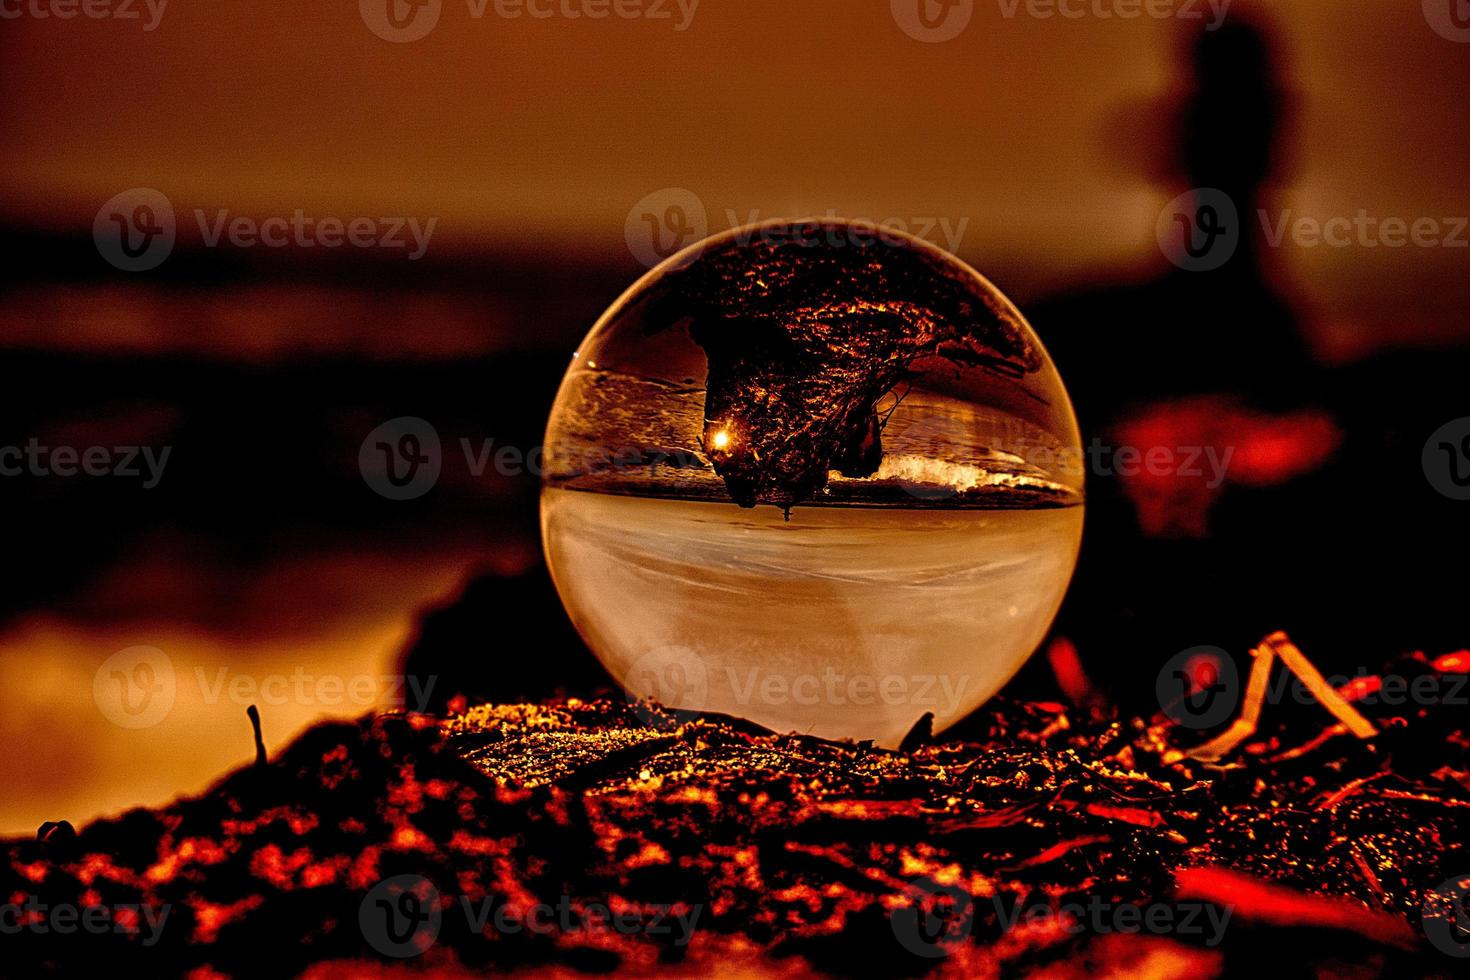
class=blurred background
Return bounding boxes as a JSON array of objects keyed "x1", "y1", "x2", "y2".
[{"x1": 1, "y1": 0, "x2": 1467, "y2": 834}]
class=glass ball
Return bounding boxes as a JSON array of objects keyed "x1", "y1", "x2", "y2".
[{"x1": 542, "y1": 219, "x2": 1083, "y2": 746}]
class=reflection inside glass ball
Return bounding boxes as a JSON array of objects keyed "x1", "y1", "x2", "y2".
[{"x1": 542, "y1": 219, "x2": 1083, "y2": 746}]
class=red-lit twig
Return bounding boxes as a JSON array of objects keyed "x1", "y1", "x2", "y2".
[{"x1": 1188, "y1": 632, "x2": 1378, "y2": 763}]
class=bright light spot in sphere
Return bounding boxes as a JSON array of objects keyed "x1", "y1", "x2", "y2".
[{"x1": 711, "y1": 430, "x2": 731, "y2": 451}]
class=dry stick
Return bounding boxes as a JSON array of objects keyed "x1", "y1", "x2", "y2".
[
  {"x1": 247, "y1": 704, "x2": 268, "y2": 767},
  {"x1": 1188, "y1": 640, "x2": 1275, "y2": 762},
  {"x1": 1263, "y1": 631, "x2": 1379, "y2": 739},
  {"x1": 1187, "y1": 632, "x2": 1379, "y2": 763}
]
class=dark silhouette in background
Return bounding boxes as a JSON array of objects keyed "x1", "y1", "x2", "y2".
[
  {"x1": 1037, "y1": 19, "x2": 1312, "y2": 426},
  {"x1": 1026, "y1": 19, "x2": 1470, "y2": 713}
]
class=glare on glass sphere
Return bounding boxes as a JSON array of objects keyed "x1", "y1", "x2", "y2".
[{"x1": 542, "y1": 219, "x2": 1083, "y2": 746}]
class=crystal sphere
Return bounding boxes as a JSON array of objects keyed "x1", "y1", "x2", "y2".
[{"x1": 542, "y1": 219, "x2": 1083, "y2": 745}]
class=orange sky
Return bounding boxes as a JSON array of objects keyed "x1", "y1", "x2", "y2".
[{"x1": 2, "y1": 1, "x2": 1465, "y2": 331}]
